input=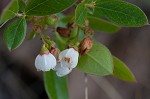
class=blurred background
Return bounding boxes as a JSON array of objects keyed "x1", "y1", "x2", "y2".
[{"x1": 1, "y1": 0, "x2": 150, "y2": 99}]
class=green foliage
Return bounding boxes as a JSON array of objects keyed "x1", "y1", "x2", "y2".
[
  {"x1": 44, "y1": 71, "x2": 69, "y2": 99},
  {"x1": 75, "y1": 0, "x2": 148, "y2": 26},
  {"x1": 88, "y1": 16, "x2": 120, "y2": 33},
  {"x1": 113, "y1": 56, "x2": 136, "y2": 82},
  {"x1": 77, "y1": 41, "x2": 113, "y2": 75},
  {"x1": 93, "y1": 0, "x2": 148, "y2": 27},
  {"x1": 25, "y1": 0, "x2": 76, "y2": 16},
  {"x1": 1, "y1": 0, "x2": 148, "y2": 98},
  {"x1": 75, "y1": 3, "x2": 88, "y2": 25},
  {"x1": 4, "y1": 18, "x2": 26, "y2": 50},
  {"x1": 75, "y1": 0, "x2": 92, "y2": 25},
  {"x1": 18, "y1": 0, "x2": 26, "y2": 13},
  {"x1": 0, "y1": 0, "x2": 18, "y2": 23},
  {"x1": 0, "y1": 21, "x2": 8, "y2": 28},
  {"x1": 61, "y1": 15, "x2": 120, "y2": 33}
]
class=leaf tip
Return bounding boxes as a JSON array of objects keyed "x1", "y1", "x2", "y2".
[
  {"x1": 129, "y1": 75, "x2": 137, "y2": 83},
  {"x1": 8, "y1": 47, "x2": 13, "y2": 51}
]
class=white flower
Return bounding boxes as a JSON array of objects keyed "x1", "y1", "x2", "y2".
[
  {"x1": 54, "y1": 48, "x2": 79, "y2": 77},
  {"x1": 35, "y1": 52, "x2": 56, "y2": 71},
  {"x1": 54, "y1": 64, "x2": 72, "y2": 77},
  {"x1": 59, "y1": 48, "x2": 79, "y2": 68}
]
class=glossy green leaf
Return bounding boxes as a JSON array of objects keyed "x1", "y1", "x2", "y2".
[
  {"x1": 0, "y1": 0, "x2": 18, "y2": 23},
  {"x1": 18, "y1": 0, "x2": 26, "y2": 13},
  {"x1": 88, "y1": 16, "x2": 120, "y2": 33},
  {"x1": 113, "y1": 56, "x2": 136, "y2": 82},
  {"x1": 75, "y1": 3, "x2": 88, "y2": 25},
  {"x1": 75, "y1": 0, "x2": 93, "y2": 25},
  {"x1": 4, "y1": 18, "x2": 26, "y2": 50},
  {"x1": 77, "y1": 41, "x2": 113, "y2": 75},
  {"x1": 93, "y1": 0, "x2": 148, "y2": 27},
  {"x1": 44, "y1": 71, "x2": 69, "y2": 99},
  {"x1": 25, "y1": 0, "x2": 76, "y2": 16}
]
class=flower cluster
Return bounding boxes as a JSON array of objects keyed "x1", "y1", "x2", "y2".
[
  {"x1": 35, "y1": 36, "x2": 93, "y2": 77},
  {"x1": 31, "y1": 15, "x2": 94, "y2": 77},
  {"x1": 34, "y1": 18, "x2": 93, "y2": 77},
  {"x1": 35, "y1": 44, "x2": 79, "y2": 77}
]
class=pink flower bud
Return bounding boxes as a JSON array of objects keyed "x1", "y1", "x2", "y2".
[
  {"x1": 50, "y1": 48, "x2": 60, "y2": 61},
  {"x1": 33, "y1": 25, "x2": 42, "y2": 33},
  {"x1": 80, "y1": 37, "x2": 93, "y2": 55},
  {"x1": 85, "y1": 27, "x2": 94, "y2": 36}
]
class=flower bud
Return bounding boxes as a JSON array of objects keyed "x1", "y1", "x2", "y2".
[
  {"x1": 35, "y1": 45, "x2": 56, "y2": 71},
  {"x1": 85, "y1": 27, "x2": 94, "y2": 36},
  {"x1": 80, "y1": 37, "x2": 93, "y2": 55},
  {"x1": 50, "y1": 48, "x2": 60, "y2": 61},
  {"x1": 31, "y1": 16, "x2": 47, "y2": 29},
  {"x1": 33, "y1": 25, "x2": 42, "y2": 33},
  {"x1": 31, "y1": 16, "x2": 42, "y2": 24},
  {"x1": 45, "y1": 15, "x2": 58, "y2": 26},
  {"x1": 56, "y1": 27, "x2": 71, "y2": 38}
]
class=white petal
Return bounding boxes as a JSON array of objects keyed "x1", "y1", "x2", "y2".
[
  {"x1": 60, "y1": 48, "x2": 79, "y2": 68},
  {"x1": 55, "y1": 64, "x2": 72, "y2": 77},
  {"x1": 66, "y1": 48, "x2": 79, "y2": 57},
  {"x1": 59, "y1": 49, "x2": 69, "y2": 61},
  {"x1": 60, "y1": 59, "x2": 72, "y2": 68},
  {"x1": 67, "y1": 48, "x2": 79, "y2": 68},
  {"x1": 47, "y1": 53, "x2": 57, "y2": 68},
  {"x1": 35, "y1": 53, "x2": 56, "y2": 71}
]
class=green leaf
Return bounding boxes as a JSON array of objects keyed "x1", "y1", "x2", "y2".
[
  {"x1": 18, "y1": 0, "x2": 26, "y2": 13},
  {"x1": 75, "y1": 0, "x2": 93, "y2": 25},
  {"x1": 25, "y1": 0, "x2": 76, "y2": 16},
  {"x1": 75, "y1": 3, "x2": 88, "y2": 25},
  {"x1": 77, "y1": 41, "x2": 113, "y2": 75},
  {"x1": 44, "y1": 71, "x2": 69, "y2": 99},
  {"x1": 0, "y1": 0, "x2": 18, "y2": 23},
  {"x1": 88, "y1": 16, "x2": 120, "y2": 33},
  {"x1": 113, "y1": 56, "x2": 136, "y2": 82},
  {"x1": 4, "y1": 18, "x2": 26, "y2": 50},
  {"x1": 93, "y1": 0, "x2": 148, "y2": 27}
]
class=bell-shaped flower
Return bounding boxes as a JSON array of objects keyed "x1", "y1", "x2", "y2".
[
  {"x1": 54, "y1": 63, "x2": 72, "y2": 77},
  {"x1": 59, "y1": 48, "x2": 79, "y2": 69},
  {"x1": 54, "y1": 48, "x2": 79, "y2": 77},
  {"x1": 35, "y1": 45, "x2": 56, "y2": 71}
]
